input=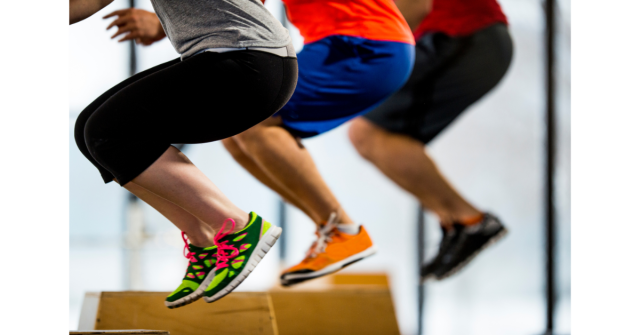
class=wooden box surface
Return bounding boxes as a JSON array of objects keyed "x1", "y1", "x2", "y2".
[{"x1": 94, "y1": 292, "x2": 277, "y2": 335}]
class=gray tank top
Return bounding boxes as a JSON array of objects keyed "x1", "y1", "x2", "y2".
[{"x1": 151, "y1": 0, "x2": 292, "y2": 59}]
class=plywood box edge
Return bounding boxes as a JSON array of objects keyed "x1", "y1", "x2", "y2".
[{"x1": 77, "y1": 292, "x2": 102, "y2": 331}]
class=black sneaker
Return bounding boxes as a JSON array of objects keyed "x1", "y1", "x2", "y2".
[
  {"x1": 433, "y1": 213, "x2": 508, "y2": 280},
  {"x1": 420, "y1": 225, "x2": 462, "y2": 282}
]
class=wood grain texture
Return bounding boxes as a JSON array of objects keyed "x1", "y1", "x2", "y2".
[
  {"x1": 95, "y1": 292, "x2": 277, "y2": 335},
  {"x1": 269, "y1": 288, "x2": 400, "y2": 335},
  {"x1": 71, "y1": 331, "x2": 169, "y2": 334},
  {"x1": 331, "y1": 273, "x2": 390, "y2": 287}
]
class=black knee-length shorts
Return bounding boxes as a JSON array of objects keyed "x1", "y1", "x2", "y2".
[
  {"x1": 363, "y1": 23, "x2": 513, "y2": 144},
  {"x1": 75, "y1": 51, "x2": 298, "y2": 185}
]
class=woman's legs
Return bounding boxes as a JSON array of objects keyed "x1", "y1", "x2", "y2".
[
  {"x1": 75, "y1": 57, "x2": 221, "y2": 244},
  {"x1": 130, "y1": 146, "x2": 250, "y2": 233},
  {"x1": 123, "y1": 181, "x2": 216, "y2": 247},
  {"x1": 81, "y1": 51, "x2": 297, "y2": 233},
  {"x1": 74, "y1": 57, "x2": 181, "y2": 183}
]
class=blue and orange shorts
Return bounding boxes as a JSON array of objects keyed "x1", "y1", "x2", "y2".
[{"x1": 274, "y1": 35, "x2": 415, "y2": 138}]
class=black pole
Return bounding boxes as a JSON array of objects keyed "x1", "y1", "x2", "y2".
[
  {"x1": 278, "y1": 200, "x2": 287, "y2": 262},
  {"x1": 128, "y1": 0, "x2": 137, "y2": 77},
  {"x1": 127, "y1": 0, "x2": 137, "y2": 201},
  {"x1": 544, "y1": 0, "x2": 557, "y2": 333},
  {"x1": 126, "y1": 0, "x2": 137, "y2": 204},
  {"x1": 417, "y1": 206, "x2": 426, "y2": 335},
  {"x1": 276, "y1": 5, "x2": 288, "y2": 265},
  {"x1": 123, "y1": 0, "x2": 138, "y2": 290}
]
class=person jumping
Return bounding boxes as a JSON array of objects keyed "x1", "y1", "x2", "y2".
[
  {"x1": 70, "y1": 0, "x2": 297, "y2": 307},
  {"x1": 349, "y1": 0, "x2": 513, "y2": 280},
  {"x1": 99, "y1": 0, "x2": 415, "y2": 286}
]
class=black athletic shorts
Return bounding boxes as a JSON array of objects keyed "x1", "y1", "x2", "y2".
[
  {"x1": 75, "y1": 50, "x2": 298, "y2": 185},
  {"x1": 363, "y1": 23, "x2": 513, "y2": 144}
]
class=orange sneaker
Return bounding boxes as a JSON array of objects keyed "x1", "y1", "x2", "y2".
[{"x1": 280, "y1": 213, "x2": 377, "y2": 286}]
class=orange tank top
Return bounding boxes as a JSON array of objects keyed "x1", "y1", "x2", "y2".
[{"x1": 282, "y1": 0, "x2": 415, "y2": 45}]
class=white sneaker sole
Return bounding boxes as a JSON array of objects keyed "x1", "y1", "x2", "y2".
[
  {"x1": 280, "y1": 245, "x2": 378, "y2": 286},
  {"x1": 203, "y1": 225, "x2": 282, "y2": 303}
]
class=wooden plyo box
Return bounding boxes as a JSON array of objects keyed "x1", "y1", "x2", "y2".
[
  {"x1": 71, "y1": 331, "x2": 170, "y2": 335},
  {"x1": 268, "y1": 272, "x2": 399, "y2": 335},
  {"x1": 78, "y1": 274, "x2": 400, "y2": 335},
  {"x1": 270, "y1": 288, "x2": 400, "y2": 335},
  {"x1": 91, "y1": 292, "x2": 277, "y2": 335}
]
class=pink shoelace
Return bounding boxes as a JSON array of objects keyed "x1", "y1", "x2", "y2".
[
  {"x1": 213, "y1": 218, "x2": 240, "y2": 270},
  {"x1": 181, "y1": 218, "x2": 239, "y2": 269},
  {"x1": 182, "y1": 231, "x2": 198, "y2": 263}
]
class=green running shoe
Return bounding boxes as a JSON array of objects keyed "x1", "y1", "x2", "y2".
[
  {"x1": 165, "y1": 233, "x2": 218, "y2": 309},
  {"x1": 203, "y1": 212, "x2": 281, "y2": 303}
]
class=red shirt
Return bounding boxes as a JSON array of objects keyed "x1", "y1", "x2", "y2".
[
  {"x1": 282, "y1": 0, "x2": 415, "y2": 45},
  {"x1": 414, "y1": 0, "x2": 508, "y2": 39}
]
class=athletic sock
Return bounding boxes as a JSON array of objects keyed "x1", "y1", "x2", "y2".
[
  {"x1": 337, "y1": 223, "x2": 360, "y2": 235},
  {"x1": 457, "y1": 213, "x2": 485, "y2": 226}
]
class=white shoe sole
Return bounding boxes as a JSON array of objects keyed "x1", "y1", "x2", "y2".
[
  {"x1": 203, "y1": 225, "x2": 282, "y2": 303},
  {"x1": 281, "y1": 245, "x2": 378, "y2": 286}
]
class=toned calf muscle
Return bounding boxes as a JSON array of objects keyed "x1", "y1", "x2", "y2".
[
  {"x1": 124, "y1": 182, "x2": 216, "y2": 247},
  {"x1": 130, "y1": 146, "x2": 250, "y2": 234},
  {"x1": 349, "y1": 118, "x2": 481, "y2": 226},
  {"x1": 231, "y1": 121, "x2": 353, "y2": 225},
  {"x1": 222, "y1": 138, "x2": 317, "y2": 220}
]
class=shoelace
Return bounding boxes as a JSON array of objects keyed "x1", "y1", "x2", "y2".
[
  {"x1": 182, "y1": 232, "x2": 198, "y2": 263},
  {"x1": 307, "y1": 212, "x2": 338, "y2": 258},
  {"x1": 213, "y1": 218, "x2": 240, "y2": 270}
]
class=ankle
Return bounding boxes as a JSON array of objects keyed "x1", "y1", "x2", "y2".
[
  {"x1": 457, "y1": 213, "x2": 485, "y2": 226},
  {"x1": 186, "y1": 230, "x2": 215, "y2": 248},
  {"x1": 334, "y1": 210, "x2": 353, "y2": 224},
  {"x1": 430, "y1": 204, "x2": 483, "y2": 226},
  {"x1": 437, "y1": 211, "x2": 484, "y2": 227},
  {"x1": 229, "y1": 212, "x2": 251, "y2": 234},
  {"x1": 315, "y1": 210, "x2": 353, "y2": 226}
]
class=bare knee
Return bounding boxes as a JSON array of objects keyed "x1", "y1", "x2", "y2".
[
  {"x1": 348, "y1": 118, "x2": 380, "y2": 160},
  {"x1": 234, "y1": 121, "x2": 293, "y2": 153},
  {"x1": 231, "y1": 132, "x2": 259, "y2": 158}
]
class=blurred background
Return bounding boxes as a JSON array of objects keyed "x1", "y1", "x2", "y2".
[{"x1": 69, "y1": 0, "x2": 571, "y2": 334}]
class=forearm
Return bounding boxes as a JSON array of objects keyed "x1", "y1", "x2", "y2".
[
  {"x1": 70, "y1": 0, "x2": 114, "y2": 24},
  {"x1": 395, "y1": 0, "x2": 433, "y2": 31}
]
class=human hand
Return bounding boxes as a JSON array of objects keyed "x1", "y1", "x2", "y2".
[{"x1": 104, "y1": 8, "x2": 166, "y2": 45}]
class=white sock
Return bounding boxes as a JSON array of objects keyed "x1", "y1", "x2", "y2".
[{"x1": 337, "y1": 223, "x2": 360, "y2": 235}]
